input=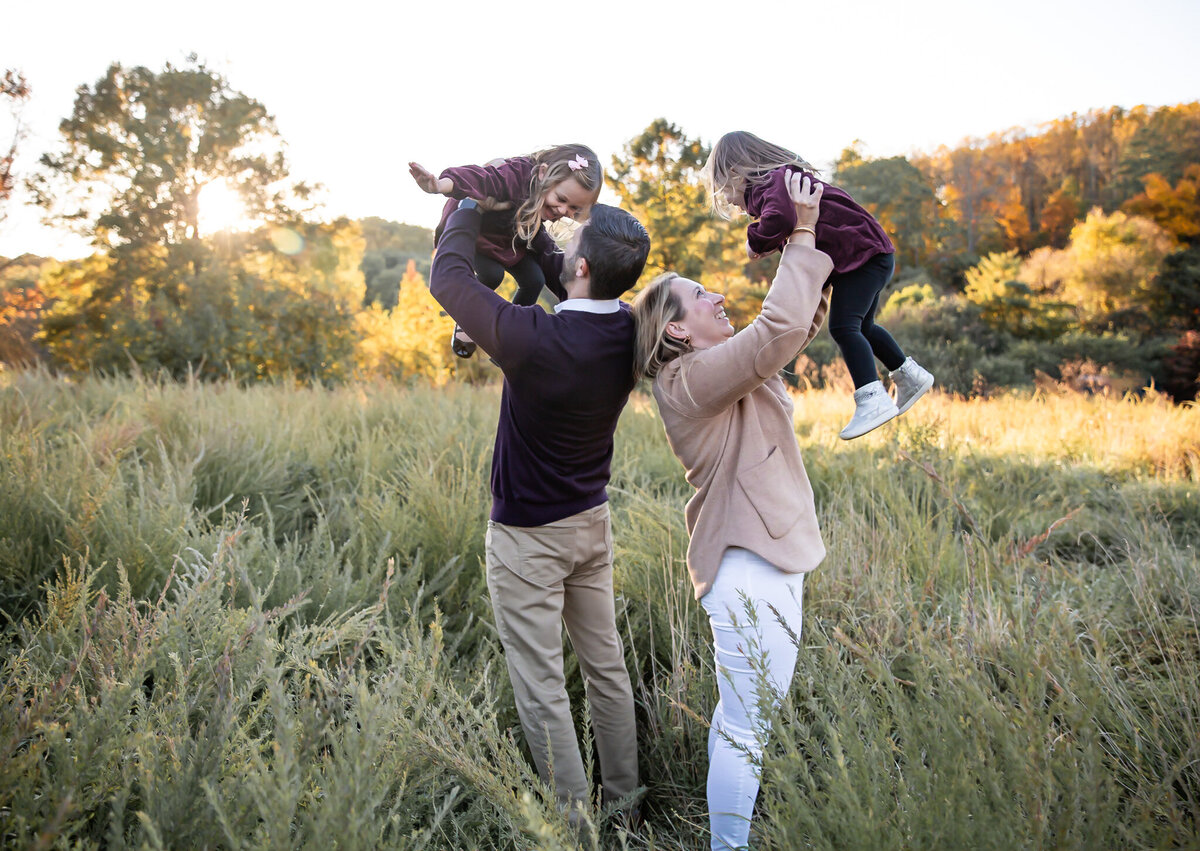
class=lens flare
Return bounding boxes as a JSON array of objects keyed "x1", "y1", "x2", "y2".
[{"x1": 270, "y1": 227, "x2": 304, "y2": 255}]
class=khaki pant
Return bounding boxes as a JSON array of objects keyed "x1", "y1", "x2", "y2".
[{"x1": 485, "y1": 503, "x2": 638, "y2": 806}]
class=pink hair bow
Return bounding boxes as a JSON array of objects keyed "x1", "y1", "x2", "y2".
[{"x1": 567, "y1": 154, "x2": 589, "y2": 171}]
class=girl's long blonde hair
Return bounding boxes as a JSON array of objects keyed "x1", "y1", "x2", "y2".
[
  {"x1": 703, "y1": 130, "x2": 815, "y2": 220},
  {"x1": 514, "y1": 143, "x2": 603, "y2": 245},
  {"x1": 631, "y1": 272, "x2": 691, "y2": 382}
]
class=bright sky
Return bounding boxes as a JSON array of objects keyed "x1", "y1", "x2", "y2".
[{"x1": 3, "y1": 0, "x2": 1199, "y2": 260}]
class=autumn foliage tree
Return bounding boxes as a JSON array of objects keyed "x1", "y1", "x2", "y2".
[
  {"x1": 1, "y1": 69, "x2": 31, "y2": 227},
  {"x1": 1122, "y1": 164, "x2": 1200, "y2": 244},
  {"x1": 1059, "y1": 210, "x2": 1176, "y2": 326},
  {"x1": 0, "y1": 255, "x2": 47, "y2": 365},
  {"x1": 355, "y1": 259, "x2": 456, "y2": 383}
]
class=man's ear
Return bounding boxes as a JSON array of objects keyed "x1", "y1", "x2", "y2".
[{"x1": 575, "y1": 256, "x2": 589, "y2": 280}]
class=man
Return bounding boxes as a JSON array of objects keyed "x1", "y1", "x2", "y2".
[{"x1": 428, "y1": 197, "x2": 651, "y2": 814}]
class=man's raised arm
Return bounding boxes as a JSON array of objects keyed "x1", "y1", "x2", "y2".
[{"x1": 428, "y1": 201, "x2": 538, "y2": 363}]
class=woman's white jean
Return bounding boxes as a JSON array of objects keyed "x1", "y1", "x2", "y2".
[{"x1": 700, "y1": 547, "x2": 805, "y2": 851}]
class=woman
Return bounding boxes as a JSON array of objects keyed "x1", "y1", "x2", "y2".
[{"x1": 631, "y1": 173, "x2": 831, "y2": 850}]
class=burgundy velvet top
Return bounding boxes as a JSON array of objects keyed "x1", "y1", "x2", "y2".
[
  {"x1": 743, "y1": 166, "x2": 893, "y2": 274},
  {"x1": 435, "y1": 156, "x2": 555, "y2": 268}
]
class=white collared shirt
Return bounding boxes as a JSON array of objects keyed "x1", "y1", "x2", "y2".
[{"x1": 554, "y1": 298, "x2": 621, "y2": 315}]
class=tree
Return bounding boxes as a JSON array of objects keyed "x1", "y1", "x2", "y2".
[
  {"x1": 834, "y1": 150, "x2": 939, "y2": 270},
  {"x1": 37, "y1": 218, "x2": 365, "y2": 382},
  {"x1": 355, "y1": 259, "x2": 456, "y2": 383},
  {"x1": 1, "y1": 69, "x2": 31, "y2": 227},
  {"x1": 1115, "y1": 102, "x2": 1200, "y2": 198},
  {"x1": 359, "y1": 217, "x2": 434, "y2": 308},
  {"x1": 0, "y1": 254, "x2": 47, "y2": 365},
  {"x1": 26, "y1": 59, "x2": 352, "y2": 380},
  {"x1": 1145, "y1": 246, "x2": 1200, "y2": 333},
  {"x1": 916, "y1": 142, "x2": 1004, "y2": 261},
  {"x1": 1122, "y1": 165, "x2": 1200, "y2": 244},
  {"x1": 994, "y1": 184, "x2": 1033, "y2": 252},
  {"x1": 1038, "y1": 181, "x2": 1083, "y2": 248},
  {"x1": 1060, "y1": 209, "x2": 1176, "y2": 325},
  {"x1": 607, "y1": 119, "x2": 732, "y2": 280},
  {"x1": 964, "y1": 250, "x2": 1023, "y2": 303},
  {"x1": 963, "y1": 250, "x2": 1072, "y2": 339},
  {"x1": 1161, "y1": 330, "x2": 1200, "y2": 402},
  {"x1": 31, "y1": 59, "x2": 305, "y2": 255}
]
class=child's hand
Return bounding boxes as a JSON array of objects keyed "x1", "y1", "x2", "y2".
[
  {"x1": 408, "y1": 161, "x2": 445, "y2": 195},
  {"x1": 745, "y1": 240, "x2": 762, "y2": 261}
]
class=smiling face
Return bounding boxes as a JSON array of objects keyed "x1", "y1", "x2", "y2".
[
  {"x1": 539, "y1": 174, "x2": 596, "y2": 222},
  {"x1": 666, "y1": 277, "x2": 734, "y2": 350}
]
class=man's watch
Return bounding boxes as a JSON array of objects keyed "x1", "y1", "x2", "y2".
[{"x1": 458, "y1": 198, "x2": 480, "y2": 212}]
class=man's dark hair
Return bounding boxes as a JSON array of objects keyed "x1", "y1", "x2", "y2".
[{"x1": 577, "y1": 204, "x2": 650, "y2": 299}]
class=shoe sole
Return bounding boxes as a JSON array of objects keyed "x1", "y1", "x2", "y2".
[
  {"x1": 839, "y1": 406, "x2": 898, "y2": 440},
  {"x1": 895, "y1": 375, "x2": 934, "y2": 416},
  {"x1": 451, "y1": 326, "x2": 477, "y2": 359}
]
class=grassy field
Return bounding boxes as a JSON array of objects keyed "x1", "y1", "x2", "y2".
[{"x1": 1, "y1": 371, "x2": 1197, "y2": 850}]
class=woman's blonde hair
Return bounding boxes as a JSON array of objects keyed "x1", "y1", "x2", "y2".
[
  {"x1": 514, "y1": 143, "x2": 603, "y2": 245},
  {"x1": 703, "y1": 130, "x2": 815, "y2": 220},
  {"x1": 631, "y1": 272, "x2": 692, "y2": 381}
]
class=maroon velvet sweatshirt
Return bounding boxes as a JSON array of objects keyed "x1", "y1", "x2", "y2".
[
  {"x1": 435, "y1": 156, "x2": 556, "y2": 268},
  {"x1": 429, "y1": 203, "x2": 637, "y2": 527},
  {"x1": 744, "y1": 166, "x2": 894, "y2": 274}
]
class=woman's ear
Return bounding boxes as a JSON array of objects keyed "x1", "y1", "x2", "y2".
[
  {"x1": 538, "y1": 163, "x2": 548, "y2": 181},
  {"x1": 665, "y1": 320, "x2": 688, "y2": 342}
]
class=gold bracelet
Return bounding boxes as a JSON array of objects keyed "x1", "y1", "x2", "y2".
[{"x1": 789, "y1": 226, "x2": 816, "y2": 239}]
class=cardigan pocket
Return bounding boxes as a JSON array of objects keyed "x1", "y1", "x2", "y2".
[{"x1": 736, "y1": 446, "x2": 803, "y2": 539}]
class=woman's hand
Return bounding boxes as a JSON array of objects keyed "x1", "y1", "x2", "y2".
[
  {"x1": 408, "y1": 161, "x2": 451, "y2": 195},
  {"x1": 788, "y1": 172, "x2": 823, "y2": 228}
]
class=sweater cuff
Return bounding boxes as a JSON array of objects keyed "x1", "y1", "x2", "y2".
[{"x1": 448, "y1": 202, "x2": 482, "y2": 229}]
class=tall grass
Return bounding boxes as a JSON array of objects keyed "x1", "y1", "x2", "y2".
[{"x1": 2, "y1": 370, "x2": 1197, "y2": 849}]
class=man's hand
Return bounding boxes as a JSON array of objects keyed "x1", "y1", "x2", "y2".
[
  {"x1": 475, "y1": 196, "x2": 513, "y2": 212},
  {"x1": 745, "y1": 240, "x2": 762, "y2": 260}
]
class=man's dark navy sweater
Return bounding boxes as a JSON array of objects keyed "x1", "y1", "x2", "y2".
[{"x1": 429, "y1": 205, "x2": 637, "y2": 527}]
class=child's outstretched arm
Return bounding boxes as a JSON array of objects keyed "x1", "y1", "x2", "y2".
[
  {"x1": 437, "y1": 158, "x2": 530, "y2": 206},
  {"x1": 409, "y1": 161, "x2": 454, "y2": 195}
]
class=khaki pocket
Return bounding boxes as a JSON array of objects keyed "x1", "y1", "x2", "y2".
[
  {"x1": 487, "y1": 520, "x2": 575, "y2": 589},
  {"x1": 736, "y1": 446, "x2": 804, "y2": 539}
]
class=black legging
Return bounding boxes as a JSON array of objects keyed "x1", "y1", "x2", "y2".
[
  {"x1": 827, "y1": 252, "x2": 906, "y2": 388},
  {"x1": 475, "y1": 252, "x2": 546, "y2": 307}
]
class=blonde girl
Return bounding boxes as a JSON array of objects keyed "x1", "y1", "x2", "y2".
[
  {"x1": 409, "y1": 143, "x2": 602, "y2": 357},
  {"x1": 705, "y1": 130, "x2": 933, "y2": 439}
]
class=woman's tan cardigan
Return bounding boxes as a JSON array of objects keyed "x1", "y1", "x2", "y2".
[{"x1": 652, "y1": 243, "x2": 834, "y2": 598}]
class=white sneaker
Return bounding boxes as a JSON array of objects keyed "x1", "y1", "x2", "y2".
[
  {"x1": 839, "y1": 380, "x2": 899, "y2": 440},
  {"x1": 890, "y1": 357, "x2": 934, "y2": 415}
]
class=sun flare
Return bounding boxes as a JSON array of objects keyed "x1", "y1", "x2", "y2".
[{"x1": 197, "y1": 181, "x2": 252, "y2": 235}]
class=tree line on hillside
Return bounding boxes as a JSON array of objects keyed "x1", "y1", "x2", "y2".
[{"x1": 1, "y1": 59, "x2": 1197, "y2": 399}]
